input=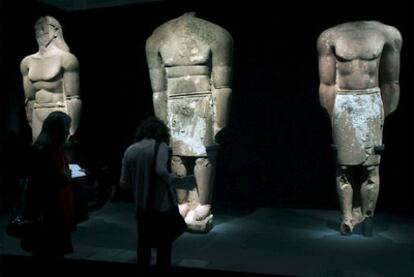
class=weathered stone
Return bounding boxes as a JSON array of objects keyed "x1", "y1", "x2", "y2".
[
  {"x1": 21, "y1": 16, "x2": 81, "y2": 142},
  {"x1": 146, "y1": 12, "x2": 233, "y2": 232},
  {"x1": 318, "y1": 21, "x2": 402, "y2": 235}
]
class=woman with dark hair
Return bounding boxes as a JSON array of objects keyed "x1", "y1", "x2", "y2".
[
  {"x1": 22, "y1": 111, "x2": 76, "y2": 261},
  {"x1": 120, "y1": 117, "x2": 184, "y2": 272}
]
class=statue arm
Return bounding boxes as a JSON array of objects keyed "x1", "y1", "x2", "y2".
[
  {"x1": 20, "y1": 57, "x2": 35, "y2": 127},
  {"x1": 62, "y1": 53, "x2": 82, "y2": 136},
  {"x1": 146, "y1": 36, "x2": 167, "y2": 124},
  {"x1": 380, "y1": 27, "x2": 402, "y2": 117},
  {"x1": 211, "y1": 30, "x2": 233, "y2": 137},
  {"x1": 317, "y1": 30, "x2": 337, "y2": 119}
]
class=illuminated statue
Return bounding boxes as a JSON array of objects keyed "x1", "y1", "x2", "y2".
[
  {"x1": 317, "y1": 21, "x2": 402, "y2": 235},
  {"x1": 21, "y1": 16, "x2": 81, "y2": 142},
  {"x1": 146, "y1": 12, "x2": 233, "y2": 232}
]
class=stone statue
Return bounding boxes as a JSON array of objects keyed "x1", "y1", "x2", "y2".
[
  {"x1": 146, "y1": 12, "x2": 233, "y2": 232},
  {"x1": 21, "y1": 16, "x2": 81, "y2": 142},
  {"x1": 317, "y1": 21, "x2": 402, "y2": 235}
]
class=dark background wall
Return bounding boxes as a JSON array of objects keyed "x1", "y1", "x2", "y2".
[{"x1": 1, "y1": 0, "x2": 413, "y2": 215}]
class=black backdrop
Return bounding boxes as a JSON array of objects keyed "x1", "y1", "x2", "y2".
[{"x1": 1, "y1": 0, "x2": 413, "y2": 215}]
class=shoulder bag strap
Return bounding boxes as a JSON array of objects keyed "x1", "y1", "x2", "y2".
[{"x1": 146, "y1": 140, "x2": 160, "y2": 210}]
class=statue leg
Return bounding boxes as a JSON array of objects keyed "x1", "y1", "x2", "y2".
[
  {"x1": 360, "y1": 165, "x2": 379, "y2": 237},
  {"x1": 351, "y1": 168, "x2": 364, "y2": 228},
  {"x1": 336, "y1": 165, "x2": 354, "y2": 235},
  {"x1": 360, "y1": 165, "x2": 380, "y2": 218},
  {"x1": 191, "y1": 155, "x2": 216, "y2": 221},
  {"x1": 171, "y1": 156, "x2": 190, "y2": 218},
  {"x1": 31, "y1": 108, "x2": 44, "y2": 142}
]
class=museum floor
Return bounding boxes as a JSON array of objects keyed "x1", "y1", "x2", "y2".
[{"x1": 1, "y1": 203, "x2": 413, "y2": 277}]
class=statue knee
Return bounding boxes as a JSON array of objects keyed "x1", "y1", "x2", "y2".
[
  {"x1": 195, "y1": 157, "x2": 211, "y2": 169},
  {"x1": 336, "y1": 166, "x2": 350, "y2": 189},
  {"x1": 364, "y1": 166, "x2": 380, "y2": 187},
  {"x1": 339, "y1": 182, "x2": 352, "y2": 191},
  {"x1": 171, "y1": 156, "x2": 186, "y2": 176},
  {"x1": 172, "y1": 156, "x2": 183, "y2": 164},
  {"x1": 365, "y1": 165, "x2": 379, "y2": 176}
]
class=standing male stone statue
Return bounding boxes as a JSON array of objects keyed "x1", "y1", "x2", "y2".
[
  {"x1": 21, "y1": 16, "x2": 81, "y2": 142},
  {"x1": 317, "y1": 21, "x2": 402, "y2": 235},
  {"x1": 146, "y1": 12, "x2": 233, "y2": 232}
]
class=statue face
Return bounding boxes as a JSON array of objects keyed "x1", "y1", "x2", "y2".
[{"x1": 35, "y1": 20, "x2": 56, "y2": 47}]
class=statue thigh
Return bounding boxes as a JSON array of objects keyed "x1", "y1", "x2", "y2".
[{"x1": 171, "y1": 153, "x2": 217, "y2": 205}]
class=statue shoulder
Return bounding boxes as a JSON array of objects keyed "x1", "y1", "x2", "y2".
[
  {"x1": 61, "y1": 51, "x2": 79, "y2": 71},
  {"x1": 20, "y1": 55, "x2": 34, "y2": 74},
  {"x1": 317, "y1": 28, "x2": 336, "y2": 54},
  {"x1": 214, "y1": 24, "x2": 233, "y2": 42},
  {"x1": 146, "y1": 22, "x2": 171, "y2": 51},
  {"x1": 383, "y1": 25, "x2": 402, "y2": 50},
  {"x1": 146, "y1": 32, "x2": 161, "y2": 53},
  {"x1": 201, "y1": 20, "x2": 233, "y2": 49},
  {"x1": 150, "y1": 18, "x2": 178, "y2": 39}
]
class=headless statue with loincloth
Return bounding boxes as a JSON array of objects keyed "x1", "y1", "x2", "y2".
[
  {"x1": 146, "y1": 12, "x2": 233, "y2": 232},
  {"x1": 317, "y1": 21, "x2": 402, "y2": 235},
  {"x1": 21, "y1": 16, "x2": 81, "y2": 143}
]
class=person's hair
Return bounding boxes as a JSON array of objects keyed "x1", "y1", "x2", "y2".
[
  {"x1": 34, "y1": 111, "x2": 71, "y2": 148},
  {"x1": 35, "y1": 16, "x2": 70, "y2": 52},
  {"x1": 134, "y1": 117, "x2": 170, "y2": 144}
]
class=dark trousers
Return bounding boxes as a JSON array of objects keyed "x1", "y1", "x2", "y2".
[
  {"x1": 137, "y1": 239, "x2": 172, "y2": 268},
  {"x1": 136, "y1": 212, "x2": 172, "y2": 272}
]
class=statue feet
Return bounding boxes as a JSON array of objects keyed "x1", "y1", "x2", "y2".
[
  {"x1": 183, "y1": 204, "x2": 213, "y2": 233},
  {"x1": 340, "y1": 220, "x2": 353, "y2": 236},
  {"x1": 340, "y1": 209, "x2": 374, "y2": 236},
  {"x1": 352, "y1": 207, "x2": 365, "y2": 226},
  {"x1": 178, "y1": 202, "x2": 190, "y2": 218},
  {"x1": 193, "y1": 204, "x2": 211, "y2": 221}
]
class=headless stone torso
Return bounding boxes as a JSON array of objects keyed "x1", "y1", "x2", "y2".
[
  {"x1": 160, "y1": 23, "x2": 211, "y2": 68},
  {"x1": 318, "y1": 21, "x2": 402, "y2": 235},
  {"x1": 333, "y1": 22, "x2": 384, "y2": 90}
]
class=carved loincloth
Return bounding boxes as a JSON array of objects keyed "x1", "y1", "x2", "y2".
[
  {"x1": 167, "y1": 93, "x2": 214, "y2": 157},
  {"x1": 332, "y1": 88, "x2": 384, "y2": 165}
]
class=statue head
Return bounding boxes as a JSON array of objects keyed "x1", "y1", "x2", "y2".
[{"x1": 34, "y1": 16, "x2": 70, "y2": 52}]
